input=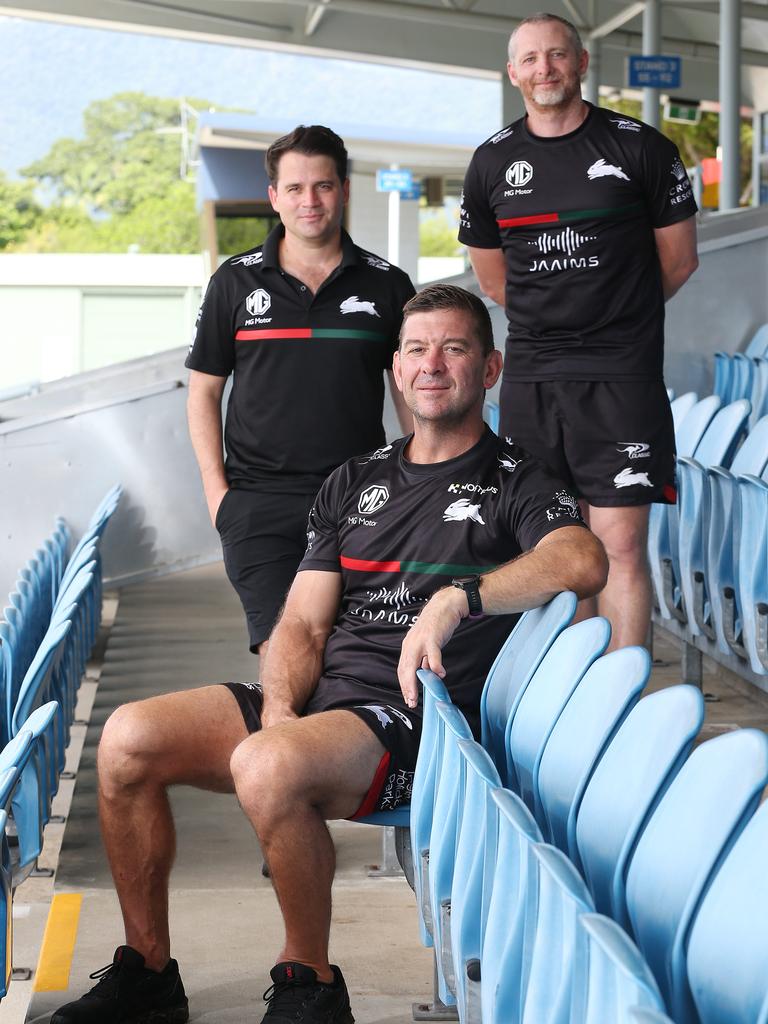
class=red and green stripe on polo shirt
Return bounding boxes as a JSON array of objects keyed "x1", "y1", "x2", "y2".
[
  {"x1": 235, "y1": 327, "x2": 388, "y2": 342},
  {"x1": 497, "y1": 201, "x2": 644, "y2": 229},
  {"x1": 340, "y1": 556, "x2": 497, "y2": 576}
]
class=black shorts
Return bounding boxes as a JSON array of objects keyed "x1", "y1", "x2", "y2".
[
  {"x1": 500, "y1": 379, "x2": 677, "y2": 507},
  {"x1": 215, "y1": 489, "x2": 316, "y2": 652},
  {"x1": 223, "y1": 682, "x2": 421, "y2": 816}
]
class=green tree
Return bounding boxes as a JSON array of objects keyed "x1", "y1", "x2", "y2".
[
  {"x1": 0, "y1": 172, "x2": 42, "y2": 249},
  {"x1": 419, "y1": 207, "x2": 462, "y2": 257}
]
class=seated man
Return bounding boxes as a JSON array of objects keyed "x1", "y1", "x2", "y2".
[{"x1": 52, "y1": 284, "x2": 607, "y2": 1024}]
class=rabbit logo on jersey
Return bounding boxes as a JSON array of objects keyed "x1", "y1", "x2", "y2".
[{"x1": 443, "y1": 499, "x2": 485, "y2": 525}]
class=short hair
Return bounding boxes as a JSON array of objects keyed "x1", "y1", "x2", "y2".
[
  {"x1": 400, "y1": 284, "x2": 495, "y2": 356},
  {"x1": 508, "y1": 12, "x2": 584, "y2": 63},
  {"x1": 265, "y1": 125, "x2": 348, "y2": 186}
]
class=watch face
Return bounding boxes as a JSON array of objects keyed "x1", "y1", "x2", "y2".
[{"x1": 453, "y1": 575, "x2": 479, "y2": 587}]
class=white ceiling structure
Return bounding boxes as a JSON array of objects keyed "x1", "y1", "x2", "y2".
[{"x1": 3, "y1": 0, "x2": 768, "y2": 109}]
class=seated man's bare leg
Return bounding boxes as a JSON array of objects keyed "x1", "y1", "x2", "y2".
[
  {"x1": 98, "y1": 684, "x2": 249, "y2": 970},
  {"x1": 230, "y1": 710, "x2": 385, "y2": 982},
  {"x1": 587, "y1": 503, "x2": 652, "y2": 650}
]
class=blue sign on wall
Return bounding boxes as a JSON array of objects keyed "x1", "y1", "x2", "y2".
[
  {"x1": 627, "y1": 55, "x2": 681, "y2": 89},
  {"x1": 376, "y1": 169, "x2": 414, "y2": 193}
]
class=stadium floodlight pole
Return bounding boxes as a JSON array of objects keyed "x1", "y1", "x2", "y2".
[{"x1": 719, "y1": 0, "x2": 742, "y2": 210}]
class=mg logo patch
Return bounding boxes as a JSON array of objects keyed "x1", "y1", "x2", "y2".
[
  {"x1": 358, "y1": 485, "x2": 389, "y2": 515},
  {"x1": 505, "y1": 160, "x2": 533, "y2": 187},
  {"x1": 245, "y1": 288, "x2": 271, "y2": 316}
]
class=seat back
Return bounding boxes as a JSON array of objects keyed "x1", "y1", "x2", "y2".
[
  {"x1": 627, "y1": 1010, "x2": 676, "y2": 1024},
  {"x1": 0, "y1": 805, "x2": 11, "y2": 997},
  {"x1": 745, "y1": 323, "x2": 768, "y2": 357},
  {"x1": 450, "y1": 740, "x2": 501, "y2": 1015},
  {"x1": 735, "y1": 475, "x2": 768, "y2": 674},
  {"x1": 480, "y1": 592, "x2": 577, "y2": 782},
  {"x1": 537, "y1": 646, "x2": 650, "y2": 865},
  {"x1": 687, "y1": 799, "x2": 768, "y2": 1024},
  {"x1": 482, "y1": 788, "x2": 542, "y2": 1024},
  {"x1": 691, "y1": 399, "x2": 751, "y2": 469},
  {"x1": 507, "y1": 617, "x2": 611, "y2": 813},
  {"x1": 576, "y1": 685, "x2": 704, "y2": 928},
  {"x1": 522, "y1": 843, "x2": 594, "y2": 1024},
  {"x1": 669, "y1": 392, "x2": 697, "y2": 431},
  {"x1": 626, "y1": 728, "x2": 768, "y2": 1024},
  {"x1": 675, "y1": 395, "x2": 721, "y2": 457},
  {"x1": 573, "y1": 913, "x2": 665, "y2": 1024}
]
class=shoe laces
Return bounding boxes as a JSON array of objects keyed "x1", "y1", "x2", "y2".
[
  {"x1": 86, "y1": 960, "x2": 121, "y2": 995},
  {"x1": 262, "y1": 977, "x2": 317, "y2": 1017}
]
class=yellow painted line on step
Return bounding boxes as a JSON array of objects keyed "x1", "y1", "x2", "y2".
[{"x1": 34, "y1": 894, "x2": 83, "y2": 991}]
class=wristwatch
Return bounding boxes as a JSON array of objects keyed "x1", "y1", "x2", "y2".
[{"x1": 451, "y1": 575, "x2": 484, "y2": 619}]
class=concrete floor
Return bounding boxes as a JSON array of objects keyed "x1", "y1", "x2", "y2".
[{"x1": 6, "y1": 562, "x2": 768, "y2": 1023}]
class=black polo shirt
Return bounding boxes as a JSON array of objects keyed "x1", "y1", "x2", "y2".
[
  {"x1": 458, "y1": 104, "x2": 698, "y2": 382},
  {"x1": 186, "y1": 225, "x2": 415, "y2": 494}
]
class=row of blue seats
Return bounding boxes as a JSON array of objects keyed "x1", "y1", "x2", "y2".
[
  {"x1": 0, "y1": 485, "x2": 122, "y2": 999},
  {"x1": 393, "y1": 593, "x2": 767, "y2": 1024},
  {"x1": 649, "y1": 392, "x2": 768, "y2": 675}
]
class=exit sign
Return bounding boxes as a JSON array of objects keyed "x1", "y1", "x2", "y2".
[{"x1": 664, "y1": 99, "x2": 701, "y2": 124}]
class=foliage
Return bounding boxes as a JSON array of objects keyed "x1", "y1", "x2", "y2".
[
  {"x1": 0, "y1": 172, "x2": 42, "y2": 250},
  {"x1": 419, "y1": 206, "x2": 462, "y2": 257}
]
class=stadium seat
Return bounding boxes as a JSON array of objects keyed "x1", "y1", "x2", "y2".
[
  {"x1": 450, "y1": 740, "x2": 501, "y2": 1019},
  {"x1": 480, "y1": 591, "x2": 577, "y2": 783},
  {"x1": 687, "y1": 799, "x2": 768, "y2": 1024},
  {"x1": 627, "y1": 1010, "x2": 676, "y2": 1024},
  {"x1": 482, "y1": 400, "x2": 499, "y2": 433},
  {"x1": 626, "y1": 728, "x2": 768, "y2": 1024},
  {"x1": 481, "y1": 788, "x2": 541, "y2": 1024},
  {"x1": 748, "y1": 357, "x2": 768, "y2": 428},
  {"x1": 745, "y1": 322, "x2": 768, "y2": 358},
  {"x1": 704, "y1": 416, "x2": 768, "y2": 651},
  {"x1": 649, "y1": 395, "x2": 720, "y2": 619},
  {"x1": 521, "y1": 843, "x2": 593, "y2": 1024},
  {"x1": 732, "y1": 472, "x2": 768, "y2": 673},
  {"x1": 674, "y1": 399, "x2": 751, "y2": 626},
  {"x1": 576, "y1": 685, "x2": 704, "y2": 928},
  {"x1": 572, "y1": 913, "x2": 666, "y2": 1023},
  {"x1": 0, "y1": 805, "x2": 12, "y2": 998},
  {"x1": 6, "y1": 703, "x2": 59, "y2": 884},
  {"x1": 507, "y1": 617, "x2": 611, "y2": 814},
  {"x1": 536, "y1": 646, "x2": 650, "y2": 866},
  {"x1": 669, "y1": 391, "x2": 697, "y2": 431},
  {"x1": 429, "y1": 701, "x2": 473, "y2": 1005}
]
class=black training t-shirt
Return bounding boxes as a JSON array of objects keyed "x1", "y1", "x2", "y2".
[
  {"x1": 458, "y1": 105, "x2": 698, "y2": 383},
  {"x1": 298, "y1": 428, "x2": 586, "y2": 734},
  {"x1": 185, "y1": 225, "x2": 415, "y2": 494}
]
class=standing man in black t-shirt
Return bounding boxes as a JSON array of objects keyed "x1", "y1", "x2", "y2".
[
  {"x1": 186, "y1": 125, "x2": 415, "y2": 655},
  {"x1": 52, "y1": 285, "x2": 607, "y2": 1024},
  {"x1": 458, "y1": 13, "x2": 699, "y2": 649}
]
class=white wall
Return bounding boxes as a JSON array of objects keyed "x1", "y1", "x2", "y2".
[{"x1": 348, "y1": 171, "x2": 420, "y2": 283}]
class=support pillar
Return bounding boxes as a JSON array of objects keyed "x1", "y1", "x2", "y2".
[
  {"x1": 719, "y1": 0, "x2": 742, "y2": 211},
  {"x1": 584, "y1": 38, "x2": 601, "y2": 106},
  {"x1": 642, "y1": 0, "x2": 661, "y2": 129}
]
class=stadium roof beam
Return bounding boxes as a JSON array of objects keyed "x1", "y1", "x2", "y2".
[
  {"x1": 590, "y1": 2, "x2": 647, "y2": 40},
  {"x1": 304, "y1": 0, "x2": 332, "y2": 36}
]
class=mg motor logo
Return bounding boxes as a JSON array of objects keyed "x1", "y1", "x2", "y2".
[
  {"x1": 358, "y1": 485, "x2": 389, "y2": 515},
  {"x1": 245, "y1": 288, "x2": 271, "y2": 315},
  {"x1": 505, "y1": 160, "x2": 533, "y2": 187}
]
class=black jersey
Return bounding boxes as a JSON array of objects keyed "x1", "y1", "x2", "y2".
[
  {"x1": 298, "y1": 428, "x2": 586, "y2": 733},
  {"x1": 458, "y1": 105, "x2": 698, "y2": 383},
  {"x1": 185, "y1": 225, "x2": 415, "y2": 494}
]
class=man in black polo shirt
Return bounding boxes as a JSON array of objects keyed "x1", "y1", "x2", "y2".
[
  {"x1": 186, "y1": 125, "x2": 415, "y2": 654},
  {"x1": 52, "y1": 285, "x2": 606, "y2": 1024},
  {"x1": 458, "y1": 13, "x2": 699, "y2": 649}
]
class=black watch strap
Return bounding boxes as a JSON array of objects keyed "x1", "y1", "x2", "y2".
[{"x1": 451, "y1": 575, "x2": 483, "y2": 619}]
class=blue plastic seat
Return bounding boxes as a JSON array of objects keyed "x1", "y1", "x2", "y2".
[
  {"x1": 674, "y1": 399, "x2": 751, "y2": 626},
  {"x1": 731, "y1": 353, "x2": 755, "y2": 401},
  {"x1": 507, "y1": 617, "x2": 611, "y2": 815},
  {"x1": 745, "y1": 323, "x2": 768, "y2": 357},
  {"x1": 571, "y1": 913, "x2": 666, "y2": 1023},
  {"x1": 649, "y1": 395, "x2": 721, "y2": 618},
  {"x1": 6, "y1": 703, "x2": 59, "y2": 885},
  {"x1": 669, "y1": 391, "x2": 697, "y2": 431},
  {"x1": 537, "y1": 646, "x2": 650, "y2": 865},
  {"x1": 482, "y1": 400, "x2": 499, "y2": 433},
  {"x1": 0, "y1": 805, "x2": 12, "y2": 998},
  {"x1": 428, "y1": 701, "x2": 473, "y2": 1004},
  {"x1": 481, "y1": 788, "x2": 541, "y2": 1024},
  {"x1": 713, "y1": 353, "x2": 734, "y2": 402},
  {"x1": 626, "y1": 728, "x2": 768, "y2": 1024},
  {"x1": 480, "y1": 592, "x2": 577, "y2": 783},
  {"x1": 705, "y1": 416, "x2": 768, "y2": 651},
  {"x1": 687, "y1": 799, "x2": 768, "y2": 1024},
  {"x1": 748, "y1": 358, "x2": 768, "y2": 427},
  {"x1": 450, "y1": 740, "x2": 501, "y2": 1018},
  {"x1": 576, "y1": 685, "x2": 704, "y2": 928},
  {"x1": 521, "y1": 843, "x2": 594, "y2": 1024},
  {"x1": 733, "y1": 472, "x2": 768, "y2": 673},
  {"x1": 627, "y1": 1010, "x2": 676, "y2": 1024}
]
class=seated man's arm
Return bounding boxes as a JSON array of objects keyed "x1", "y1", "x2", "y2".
[
  {"x1": 397, "y1": 526, "x2": 608, "y2": 707},
  {"x1": 259, "y1": 570, "x2": 342, "y2": 728},
  {"x1": 467, "y1": 246, "x2": 506, "y2": 308}
]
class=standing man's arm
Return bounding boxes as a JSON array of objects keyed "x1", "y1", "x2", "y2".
[
  {"x1": 397, "y1": 525, "x2": 607, "y2": 707},
  {"x1": 654, "y1": 216, "x2": 699, "y2": 300},
  {"x1": 387, "y1": 370, "x2": 414, "y2": 435},
  {"x1": 467, "y1": 246, "x2": 507, "y2": 308},
  {"x1": 259, "y1": 570, "x2": 342, "y2": 728},
  {"x1": 187, "y1": 369, "x2": 229, "y2": 527}
]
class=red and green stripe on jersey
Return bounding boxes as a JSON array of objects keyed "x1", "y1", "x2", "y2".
[
  {"x1": 497, "y1": 200, "x2": 644, "y2": 229},
  {"x1": 340, "y1": 555, "x2": 498, "y2": 576},
  {"x1": 235, "y1": 327, "x2": 388, "y2": 342}
]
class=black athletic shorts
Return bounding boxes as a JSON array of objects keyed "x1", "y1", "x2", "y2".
[
  {"x1": 215, "y1": 489, "x2": 316, "y2": 652},
  {"x1": 224, "y1": 682, "x2": 421, "y2": 816},
  {"x1": 500, "y1": 379, "x2": 677, "y2": 507}
]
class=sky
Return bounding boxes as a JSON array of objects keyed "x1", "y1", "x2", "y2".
[{"x1": 0, "y1": 15, "x2": 501, "y2": 179}]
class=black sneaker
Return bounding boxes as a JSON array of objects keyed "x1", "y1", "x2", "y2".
[
  {"x1": 50, "y1": 945, "x2": 189, "y2": 1023},
  {"x1": 261, "y1": 962, "x2": 354, "y2": 1023}
]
